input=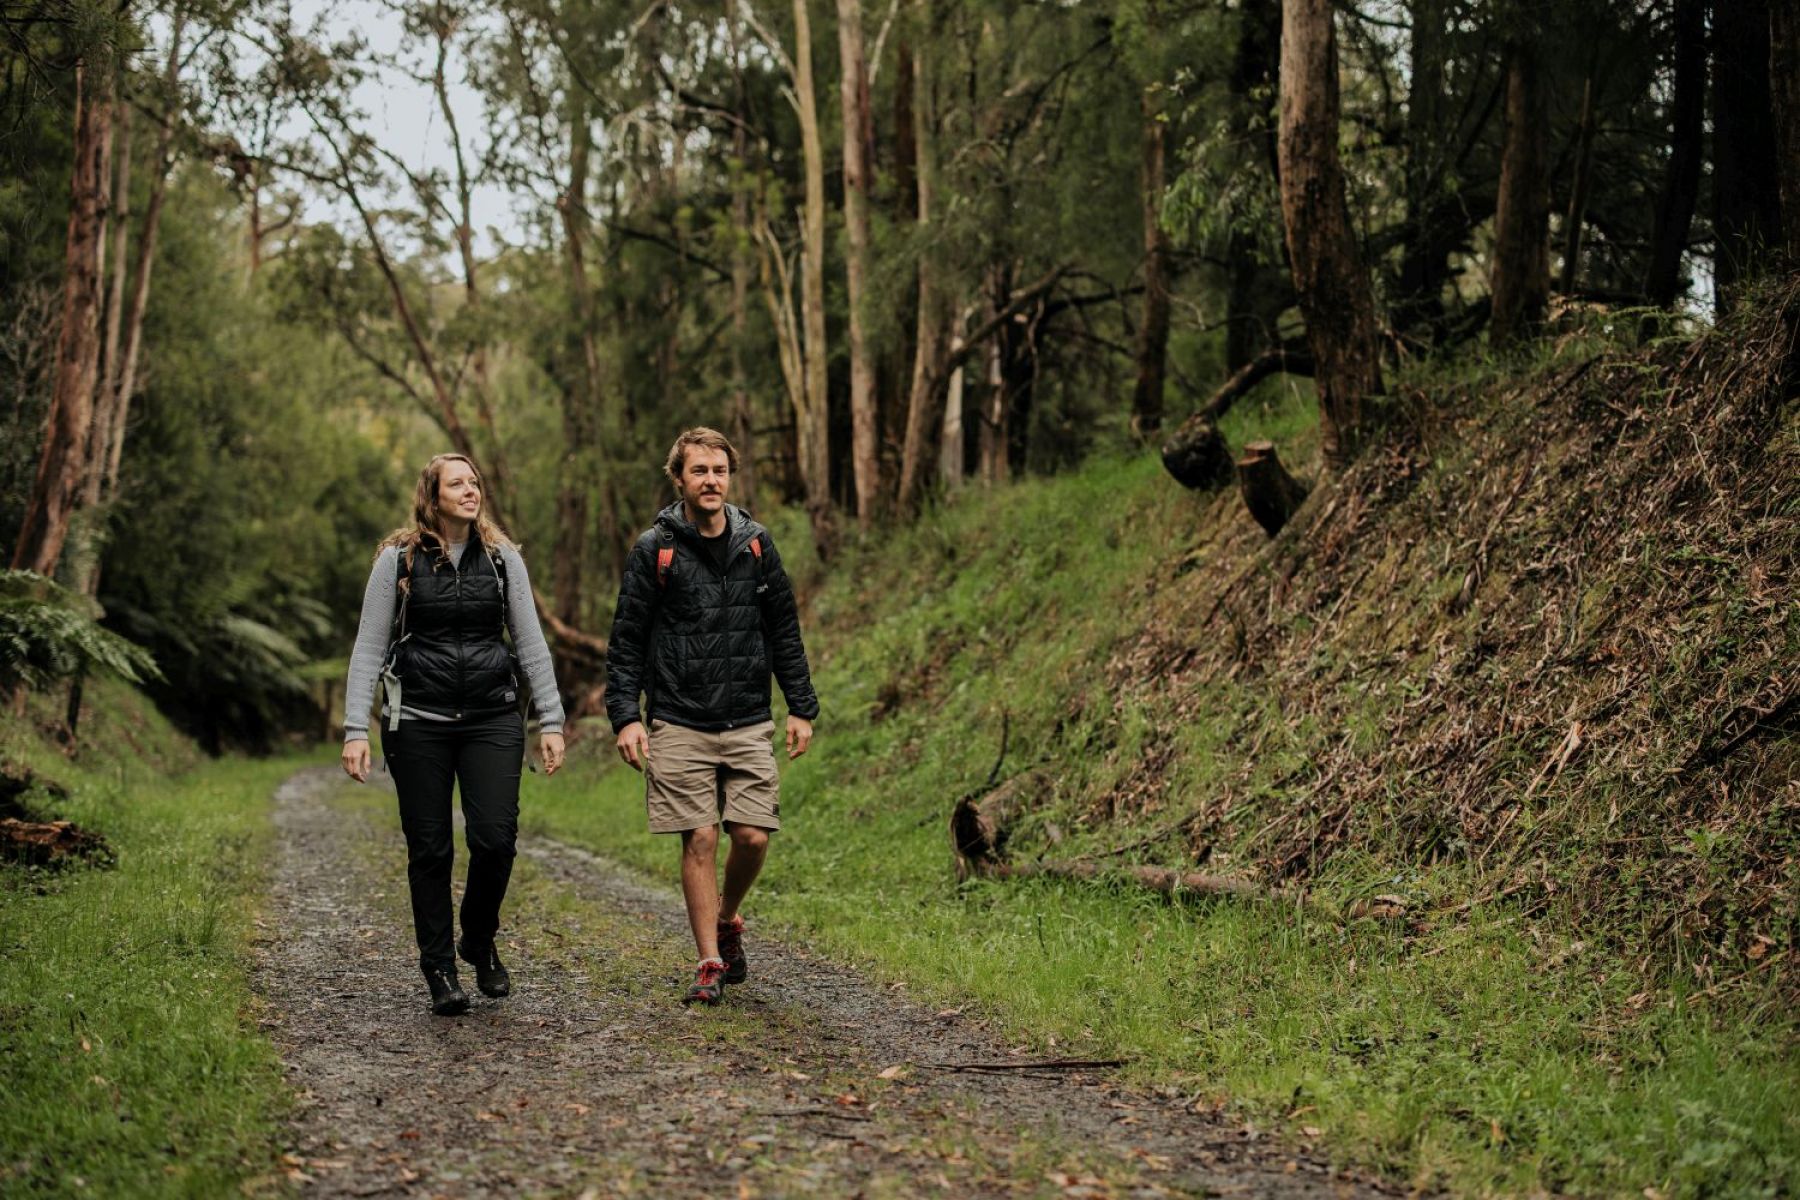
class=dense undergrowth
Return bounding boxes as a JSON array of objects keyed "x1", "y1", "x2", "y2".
[
  {"x1": 0, "y1": 682, "x2": 291, "y2": 1196},
  {"x1": 528, "y1": 283, "x2": 1800, "y2": 1196}
]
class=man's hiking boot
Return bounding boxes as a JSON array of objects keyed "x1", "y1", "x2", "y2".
[
  {"x1": 717, "y1": 914, "x2": 748, "y2": 984},
  {"x1": 423, "y1": 963, "x2": 470, "y2": 1016},
  {"x1": 684, "y1": 959, "x2": 728, "y2": 1006},
  {"x1": 457, "y1": 936, "x2": 511, "y2": 998}
]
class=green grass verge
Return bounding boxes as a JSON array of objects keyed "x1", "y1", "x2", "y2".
[
  {"x1": 0, "y1": 694, "x2": 297, "y2": 1197},
  {"x1": 524, "y1": 413, "x2": 1798, "y2": 1197}
]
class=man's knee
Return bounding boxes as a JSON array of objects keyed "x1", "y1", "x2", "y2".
[
  {"x1": 727, "y1": 823, "x2": 769, "y2": 853},
  {"x1": 681, "y1": 824, "x2": 720, "y2": 857}
]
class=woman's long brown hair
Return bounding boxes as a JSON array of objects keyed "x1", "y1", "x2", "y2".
[{"x1": 377, "y1": 454, "x2": 517, "y2": 584}]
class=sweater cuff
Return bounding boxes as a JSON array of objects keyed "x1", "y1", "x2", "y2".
[{"x1": 343, "y1": 726, "x2": 369, "y2": 743}]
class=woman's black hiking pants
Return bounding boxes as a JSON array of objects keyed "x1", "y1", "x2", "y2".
[{"x1": 380, "y1": 711, "x2": 523, "y2": 970}]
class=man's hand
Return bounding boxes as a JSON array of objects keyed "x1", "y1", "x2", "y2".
[
  {"x1": 616, "y1": 721, "x2": 649, "y2": 771},
  {"x1": 785, "y1": 715, "x2": 814, "y2": 759},
  {"x1": 539, "y1": 731, "x2": 566, "y2": 776},
  {"x1": 341, "y1": 738, "x2": 371, "y2": 782}
]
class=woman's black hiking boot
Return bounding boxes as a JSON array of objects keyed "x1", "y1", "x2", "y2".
[
  {"x1": 423, "y1": 963, "x2": 470, "y2": 1016},
  {"x1": 457, "y1": 936, "x2": 511, "y2": 998}
]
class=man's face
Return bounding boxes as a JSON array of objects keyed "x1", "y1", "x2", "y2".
[{"x1": 677, "y1": 446, "x2": 731, "y2": 517}]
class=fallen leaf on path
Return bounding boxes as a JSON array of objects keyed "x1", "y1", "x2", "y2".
[
  {"x1": 877, "y1": 1065, "x2": 906, "y2": 1079},
  {"x1": 833, "y1": 1093, "x2": 861, "y2": 1107}
]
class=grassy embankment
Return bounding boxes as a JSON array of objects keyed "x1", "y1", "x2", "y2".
[
  {"x1": 0, "y1": 681, "x2": 296, "y2": 1196},
  {"x1": 524, "y1": 309, "x2": 1800, "y2": 1197}
]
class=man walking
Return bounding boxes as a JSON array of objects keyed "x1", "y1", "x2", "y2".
[{"x1": 606, "y1": 427, "x2": 819, "y2": 1005}]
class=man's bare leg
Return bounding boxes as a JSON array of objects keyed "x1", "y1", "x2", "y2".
[
  {"x1": 680, "y1": 825, "x2": 721, "y2": 960},
  {"x1": 719, "y1": 823, "x2": 769, "y2": 922}
]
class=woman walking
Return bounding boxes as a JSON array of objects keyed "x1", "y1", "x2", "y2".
[{"x1": 340, "y1": 453, "x2": 566, "y2": 1015}]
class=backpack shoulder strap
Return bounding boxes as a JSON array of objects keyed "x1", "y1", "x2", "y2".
[
  {"x1": 655, "y1": 525, "x2": 677, "y2": 588},
  {"x1": 391, "y1": 545, "x2": 412, "y2": 639}
]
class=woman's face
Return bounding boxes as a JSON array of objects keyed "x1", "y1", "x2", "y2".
[{"x1": 436, "y1": 460, "x2": 482, "y2": 527}]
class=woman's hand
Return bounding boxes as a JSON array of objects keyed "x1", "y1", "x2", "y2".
[
  {"x1": 540, "y1": 731, "x2": 566, "y2": 776},
  {"x1": 342, "y1": 738, "x2": 371, "y2": 782}
]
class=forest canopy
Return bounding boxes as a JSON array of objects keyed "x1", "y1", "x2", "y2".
[{"x1": 3, "y1": 0, "x2": 1797, "y2": 747}]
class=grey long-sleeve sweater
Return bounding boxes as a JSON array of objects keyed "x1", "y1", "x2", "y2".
[{"x1": 342, "y1": 541, "x2": 565, "y2": 742}]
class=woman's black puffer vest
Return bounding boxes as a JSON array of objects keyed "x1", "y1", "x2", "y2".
[{"x1": 393, "y1": 534, "x2": 517, "y2": 720}]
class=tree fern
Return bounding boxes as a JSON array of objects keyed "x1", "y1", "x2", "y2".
[{"x1": 0, "y1": 571, "x2": 161, "y2": 691}]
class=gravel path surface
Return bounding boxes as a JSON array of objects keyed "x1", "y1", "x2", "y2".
[{"x1": 254, "y1": 767, "x2": 1388, "y2": 1198}]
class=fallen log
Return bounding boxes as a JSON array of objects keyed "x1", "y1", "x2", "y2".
[
  {"x1": 0, "y1": 818, "x2": 113, "y2": 869},
  {"x1": 1198, "y1": 340, "x2": 1315, "y2": 420},
  {"x1": 972, "y1": 858, "x2": 1265, "y2": 900},
  {"x1": 1237, "y1": 440, "x2": 1309, "y2": 536}
]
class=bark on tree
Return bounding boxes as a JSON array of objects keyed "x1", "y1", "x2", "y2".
[
  {"x1": 554, "y1": 98, "x2": 599, "y2": 631},
  {"x1": 728, "y1": 0, "x2": 759, "y2": 509},
  {"x1": 1226, "y1": 0, "x2": 1286, "y2": 369},
  {"x1": 1130, "y1": 86, "x2": 1171, "y2": 438},
  {"x1": 430, "y1": 14, "x2": 516, "y2": 523},
  {"x1": 940, "y1": 314, "x2": 966, "y2": 486},
  {"x1": 14, "y1": 60, "x2": 112, "y2": 577},
  {"x1": 1643, "y1": 0, "x2": 1707, "y2": 310},
  {"x1": 1490, "y1": 33, "x2": 1551, "y2": 345},
  {"x1": 1771, "y1": 0, "x2": 1800, "y2": 260},
  {"x1": 1558, "y1": 70, "x2": 1598, "y2": 295},
  {"x1": 836, "y1": 0, "x2": 880, "y2": 524},
  {"x1": 1396, "y1": 0, "x2": 1448, "y2": 333},
  {"x1": 1277, "y1": 0, "x2": 1383, "y2": 468},
  {"x1": 89, "y1": 104, "x2": 130, "y2": 515},
  {"x1": 1238, "y1": 440, "x2": 1309, "y2": 536},
  {"x1": 1711, "y1": 0, "x2": 1781, "y2": 312},
  {"x1": 96, "y1": 55, "x2": 176, "y2": 526},
  {"x1": 793, "y1": 0, "x2": 834, "y2": 551},
  {"x1": 978, "y1": 319, "x2": 1006, "y2": 484},
  {"x1": 898, "y1": 26, "x2": 949, "y2": 514}
]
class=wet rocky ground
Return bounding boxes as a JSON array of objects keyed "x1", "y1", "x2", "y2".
[{"x1": 253, "y1": 767, "x2": 1391, "y2": 1198}]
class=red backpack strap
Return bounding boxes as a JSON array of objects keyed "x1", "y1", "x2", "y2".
[
  {"x1": 748, "y1": 536, "x2": 763, "y2": 560},
  {"x1": 655, "y1": 545, "x2": 676, "y2": 587}
]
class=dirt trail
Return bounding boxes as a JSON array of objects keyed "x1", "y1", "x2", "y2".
[{"x1": 254, "y1": 767, "x2": 1386, "y2": 1198}]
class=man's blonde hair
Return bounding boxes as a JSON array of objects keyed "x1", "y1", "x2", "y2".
[{"x1": 664, "y1": 427, "x2": 740, "y2": 486}]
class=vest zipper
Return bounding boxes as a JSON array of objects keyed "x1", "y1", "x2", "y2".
[{"x1": 453, "y1": 548, "x2": 465, "y2": 719}]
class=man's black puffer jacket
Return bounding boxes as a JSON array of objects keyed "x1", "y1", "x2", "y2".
[{"x1": 605, "y1": 502, "x2": 819, "y2": 733}]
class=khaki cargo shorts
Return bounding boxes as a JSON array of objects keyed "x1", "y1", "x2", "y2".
[{"x1": 644, "y1": 719, "x2": 781, "y2": 834}]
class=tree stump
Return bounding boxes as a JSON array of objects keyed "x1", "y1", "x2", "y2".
[
  {"x1": 949, "y1": 768, "x2": 1050, "y2": 881},
  {"x1": 1237, "y1": 440, "x2": 1309, "y2": 536},
  {"x1": 1160, "y1": 415, "x2": 1234, "y2": 490}
]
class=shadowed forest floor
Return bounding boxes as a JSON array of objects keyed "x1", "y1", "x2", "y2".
[{"x1": 258, "y1": 766, "x2": 1384, "y2": 1199}]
